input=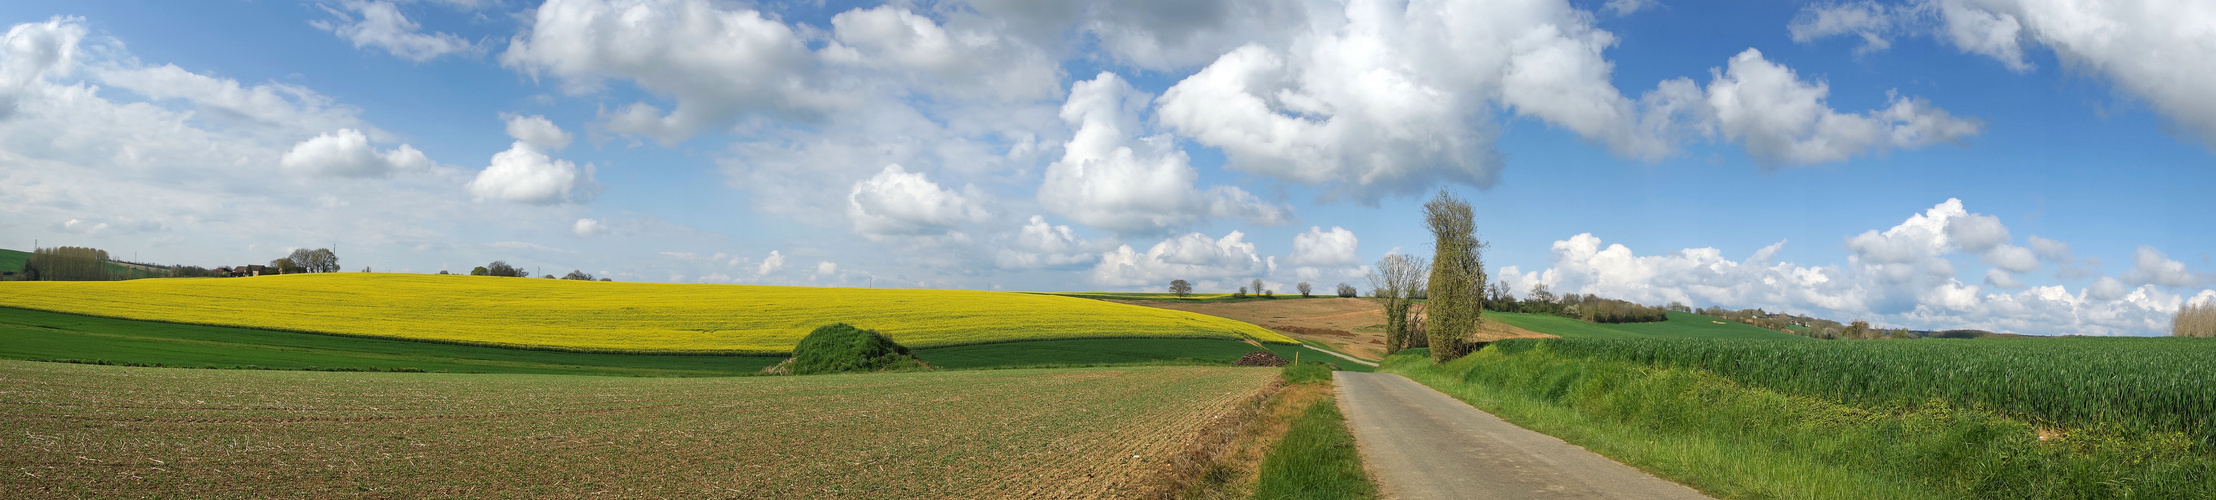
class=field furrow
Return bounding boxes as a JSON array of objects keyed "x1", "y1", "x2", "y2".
[{"x1": 0, "y1": 361, "x2": 1278, "y2": 498}]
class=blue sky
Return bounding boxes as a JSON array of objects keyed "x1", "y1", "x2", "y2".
[{"x1": 0, "y1": 0, "x2": 2209, "y2": 335}]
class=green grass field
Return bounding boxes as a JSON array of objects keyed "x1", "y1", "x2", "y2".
[
  {"x1": 0, "y1": 307, "x2": 1328, "y2": 374},
  {"x1": 1487, "y1": 311, "x2": 1804, "y2": 340},
  {"x1": 0, "y1": 360, "x2": 1276, "y2": 497},
  {"x1": 0, "y1": 249, "x2": 25, "y2": 276},
  {"x1": 1386, "y1": 339, "x2": 2216, "y2": 498}
]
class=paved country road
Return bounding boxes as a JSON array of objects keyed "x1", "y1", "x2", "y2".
[{"x1": 1335, "y1": 371, "x2": 1712, "y2": 500}]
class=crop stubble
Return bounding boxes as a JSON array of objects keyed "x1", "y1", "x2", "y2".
[{"x1": 0, "y1": 361, "x2": 1276, "y2": 498}]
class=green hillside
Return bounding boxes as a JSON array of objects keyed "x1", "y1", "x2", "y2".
[
  {"x1": 0, "y1": 249, "x2": 26, "y2": 276},
  {"x1": 1488, "y1": 311, "x2": 1804, "y2": 340}
]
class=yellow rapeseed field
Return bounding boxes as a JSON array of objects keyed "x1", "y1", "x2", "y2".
[{"x1": 0, "y1": 274, "x2": 1295, "y2": 354}]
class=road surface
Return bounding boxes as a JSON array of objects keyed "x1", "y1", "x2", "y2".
[
  {"x1": 1305, "y1": 344, "x2": 1379, "y2": 367},
  {"x1": 1334, "y1": 371, "x2": 1711, "y2": 500}
]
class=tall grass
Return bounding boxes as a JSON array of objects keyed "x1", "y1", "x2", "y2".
[
  {"x1": 1492, "y1": 337, "x2": 2216, "y2": 447},
  {"x1": 2176, "y1": 301, "x2": 2216, "y2": 338}
]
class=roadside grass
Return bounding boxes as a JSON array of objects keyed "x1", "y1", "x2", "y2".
[
  {"x1": 0, "y1": 360, "x2": 1277, "y2": 497},
  {"x1": 1382, "y1": 345, "x2": 2216, "y2": 499},
  {"x1": 0, "y1": 273, "x2": 1297, "y2": 354},
  {"x1": 1252, "y1": 364, "x2": 1374, "y2": 500},
  {"x1": 1485, "y1": 311, "x2": 1803, "y2": 340},
  {"x1": 1279, "y1": 361, "x2": 1337, "y2": 385},
  {"x1": 0, "y1": 307, "x2": 1317, "y2": 375}
]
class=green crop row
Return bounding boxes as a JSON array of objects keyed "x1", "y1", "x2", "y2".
[{"x1": 1490, "y1": 337, "x2": 2216, "y2": 445}]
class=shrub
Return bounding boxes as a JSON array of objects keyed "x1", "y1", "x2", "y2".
[
  {"x1": 1234, "y1": 287, "x2": 1248, "y2": 299},
  {"x1": 1336, "y1": 283, "x2": 1358, "y2": 298},
  {"x1": 785, "y1": 323, "x2": 929, "y2": 375}
]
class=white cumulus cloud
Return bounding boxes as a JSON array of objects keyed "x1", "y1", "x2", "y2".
[
  {"x1": 1286, "y1": 226, "x2": 1359, "y2": 267},
  {"x1": 846, "y1": 164, "x2": 988, "y2": 238},
  {"x1": 279, "y1": 128, "x2": 431, "y2": 178},
  {"x1": 1092, "y1": 230, "x2": 1268, "y2": 288},
  {"x1": 1498, "y1": 199, "x2": 2213, "y2": 336},
  {"x1": 466, "y1": 142, "x2": 597, "y2": 204},
  {"x1": 504, "y1": 114, "x2": 572, "y2": 150},
  {"x1": 1703, "y1": 48, "x2": 1981, "y2": 166},
  {"x1": 995, "y1": 215, "x2": 1116, "y2": 270},
  {"x1": 1040, "y1": 72, "x2": 1288, "y2": 234}
]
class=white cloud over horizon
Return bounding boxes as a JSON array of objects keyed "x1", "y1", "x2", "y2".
[{"x1": 1497, "y1": 199, "x2": 2214, "y2": 336}]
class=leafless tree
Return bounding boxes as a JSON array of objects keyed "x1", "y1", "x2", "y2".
[
  {"x1": 2175, "y1": 301, "x2": 2216, "y2": 337},
  {"x1": 1168, "y1": 279, "x2": 1194, "y2": 297},
  {"x1": 1369, "y1": 253, "x2": 1430, "y2": 354}
]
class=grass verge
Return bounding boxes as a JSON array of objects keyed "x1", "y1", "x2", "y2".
[
  {"x1": 1381, "y1": 345, "x2": 2216, "y2": 499},
  {"x1": 1252, "y1": 364, "x2": 1374, "y2": 500},
  {"x1": 1177, "y1": 363, "x2": 1376, "y2": 500}
]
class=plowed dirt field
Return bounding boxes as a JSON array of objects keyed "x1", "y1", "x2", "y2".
[{"x1": 0, "y1": 361, "x2": 1275, "y2": 498}]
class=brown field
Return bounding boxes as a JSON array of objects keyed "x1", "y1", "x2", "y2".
[
  {"x1": 0, "y1": 361, "x2": 1275, "y2": 498},
  {"x1": 1112, "y1": 298, "x2": 1553, "y2": 360}
]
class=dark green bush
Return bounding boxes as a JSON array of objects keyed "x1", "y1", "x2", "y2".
[{"x1": 787, "y1": 323, "x2": 929, "y2": 375}]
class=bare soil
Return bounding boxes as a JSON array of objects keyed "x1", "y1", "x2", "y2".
[{"x1": 1111, "y1": 298, "x2": 1553, "y2": 361}]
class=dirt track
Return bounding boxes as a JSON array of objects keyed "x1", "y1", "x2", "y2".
[
  {"x1": 1335, "y1": 371, "x2": 1711, "y2": 500},
  {"x1": 1112, "y1": 298, "x2": 1552, "y2": 360}
]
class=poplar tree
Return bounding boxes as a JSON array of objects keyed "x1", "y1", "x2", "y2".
[{"x1": 1422, "y1": 190, "x2": 1486, "y2": 362}]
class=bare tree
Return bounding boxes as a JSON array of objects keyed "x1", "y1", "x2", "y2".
[
  {"x1": 2175, "y1": 301, "x2": 2216, "y2": 337},
  {"x1": 1297, "y1": 282, "x2": 1313, "y2": 297},
  {"x1": 1169, "y1": 279, "x2": 1193, "y2": 298},
  {"x1": 1251, "y1": 279, "x2": 1265, "y2": 300},
  {"x1": 1423, "y1": 190, "x2": 1486, "y2": 361},
  {"x1": 1369, "y1": 253, "x2": 1429, "y2": 355}
]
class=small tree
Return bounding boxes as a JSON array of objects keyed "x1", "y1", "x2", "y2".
[
  {"x1": 1369, "y1": 253, "x2": 1429, "y2": 355},
  {"x1": 1251, "y1": 279, "x2": 1265, "y2": 299},
  {"x1": 483, "y1": 261, "x2": 525, "y2": 277},
  {"x1": 469, "y1": 266, "x2": 489, "y2": 276},
  {"x1": 269, "y1": 257, "x2": 304, "y2": 274},
  {"x1": 563, "y1": 270, "x2": 595, "y2": 281},
  {"x1": 1169, "y1": 279, "x2": 1194, "y2": 298},
  {"x1": 1263, "y1": 289, "x2": 1275, "y2": 298},
  {"x1": 1336, "y1": 283, "x2": 1358, "y2": 298},
  {"x1": 1297, "y1": 282, "x2": 1313, "y2": 297},
  {"x1": 1843, "y1": 320, "x2": 1871, "y2": 340},
  {"x1": 1234, "y1": 286, "x2": 1248, "y2": 299}
]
